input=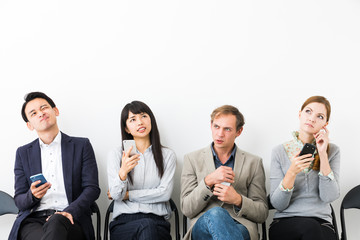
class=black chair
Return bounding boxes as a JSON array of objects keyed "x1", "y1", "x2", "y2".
[
  {"x1": 259, "y1": 195, "x2": 274, "y2": 240},
  {"x1": 169, "y1": 198, "x2": 181, "y2": 240},
  {"x1": 183, "y1": 213, "x2": 187, "y2": 238},
  {"x1": 103, "y1": 200, "x2": 114, "y2": 240},
  {"x1": 104, "y1": 199, "x2": 180, "y2": 240},
  {"x1": 331, "y1": 204, "x2": 340, "y2": 240},
  {"x1": 90, "y1": 202, "x2": 101, "y2": 240},
  {"x1": 340, "y1": 185, "x2": 360, "y2": 240},
  {"x1": 0, "y1": 190, "x2": 18, "y2": 216}
]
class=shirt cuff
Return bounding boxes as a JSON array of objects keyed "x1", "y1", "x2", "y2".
[
  {"x1": 318, "y1": 171, "x2": 335, "y2": 180},
  {"x1": 279, "y1": 180, "x2": 294, "y2": 192},
  {"x1": 204, "y1": 179, "x2": 214, "y2": 192}
]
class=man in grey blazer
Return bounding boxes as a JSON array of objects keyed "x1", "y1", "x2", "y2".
[{"x1": 181, "y1": 105, "x2": 268, "y2": 240}]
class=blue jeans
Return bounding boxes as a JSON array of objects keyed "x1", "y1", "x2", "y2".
[{"x1": 192, "y1": 207, "x2": 250, "y2": 240}]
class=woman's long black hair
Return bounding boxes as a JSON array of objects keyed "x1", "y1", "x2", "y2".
[{"x1": 120, "y1": 101, "x2": 164, "y2": 184}]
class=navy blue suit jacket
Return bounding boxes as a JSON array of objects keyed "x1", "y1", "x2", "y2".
[{"x1": 9, "y1": 132, "x2": 101, "y2": 240}]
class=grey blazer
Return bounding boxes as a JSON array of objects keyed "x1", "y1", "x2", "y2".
[{"x1": 180, "y1": 145, "x2": 268, "y2": 240}]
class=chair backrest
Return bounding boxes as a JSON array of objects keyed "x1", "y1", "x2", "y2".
[
  {"x1": 183, "y1": 213, "x2": 188, "y2": 238},
  {"x1": 0, "y1": 191, "x2": 18, "y2": 216},
  {"x1": 340, "y1": 185, "x2": 360, "y2": 240},
  {"x1": 90, "y1": 202, "x2": 101, "y2": 240},
  {"x1": 169, "y1": 199, "x2": 181, "y2": 240},
  {"x1": 257, "y1": 195, "x2": 274, "y2": 240},
  {"x1": 330, "y1": 204, "x2": 339, "y2": 240},
  {"x1": 104, "y1": 199, "x2": 180, "y2": 240},
  {"x1": 103, "y1": 200, "x2": 114, "y2": 240}
]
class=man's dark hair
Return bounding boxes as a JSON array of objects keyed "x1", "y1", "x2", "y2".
[{"x1": 21, "y1": 92, "x2": 56, "y2": 122}]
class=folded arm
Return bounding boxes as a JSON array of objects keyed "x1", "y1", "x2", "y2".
[{"x1": 129, "y1": 151, "x2": 176, "y2": 203}]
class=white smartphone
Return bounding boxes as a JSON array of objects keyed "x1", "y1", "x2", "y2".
[
  {"x1": 123, "y1": 140, "x2": 138, "y2": 156},
  {"x1": 221, "y1": 182, "x2": 231, "y2": 186}
]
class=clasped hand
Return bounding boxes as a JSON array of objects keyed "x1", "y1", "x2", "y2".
[{"x1": 205, "y1": 166, "x2": 241, "y2": 205}]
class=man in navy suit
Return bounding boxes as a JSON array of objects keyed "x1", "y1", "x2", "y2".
[{"x1": 9, "y1": 92, "x2": 100, "y2": 240}]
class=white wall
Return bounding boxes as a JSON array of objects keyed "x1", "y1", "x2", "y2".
[{"x1": 1, "y1": 0, "x2": 360, "y2": 238}]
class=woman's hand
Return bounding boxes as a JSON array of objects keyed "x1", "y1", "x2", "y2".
[
  {"x1": 107, "y1": 189, "x2": 113, "y2": 200},
  {"x1": 288, "y1": 152, "x2": 314, "y2": 176},
  {"x1": 282, "y1": 151, "x2": 313, "y2": 190},
  {"x1": 118, "y1": 146, "x2": 140, "y2": 181},
  {"x1": 123, "y1": 191, "x2": 129, "y2": 201},
  {"x1": 314, "y1": 127, "x2": 329, "y2": 155},
  {"x1": 315, "y1": 127, "x2": 332, "y2": 175}
]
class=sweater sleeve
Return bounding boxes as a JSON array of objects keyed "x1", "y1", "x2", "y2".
[
  {"x1": 318, "y1": 144, "x2": 340, "y2": 203},
  {"x1": 270, "y1": 145, "x2": 293, "y2": 211},
  {"x1": 107, "y1": 148, "x2": 128, "y2": 201},
  {"x1": 180, "y1": 153, "x2": 214, "y2": 219},
  {"x1": 235, "y1": 158, "x2": 268, "y2": 223}
]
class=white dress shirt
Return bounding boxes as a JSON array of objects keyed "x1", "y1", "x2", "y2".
[
  {"x1": 107, "y1": 146, "x2": 176, "y2": 220},
  {"x1": 37, "y1": 132, "x2": 69, "y2": 211}
]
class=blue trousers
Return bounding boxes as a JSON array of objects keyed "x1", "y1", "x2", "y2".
[{"x1": 192, "y1": 207, "x2": 250, "y2": 240}]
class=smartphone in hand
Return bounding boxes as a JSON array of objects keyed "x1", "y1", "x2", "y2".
[
  {"x1": 123, "y1": 140, "x2": 138, "y2": 157},
  {"x1": 30, "y1": 173, "x2": 48, "y2": 187},
  {"x1": 299, "y1": 143, "x2": 316, "y2": 157}
]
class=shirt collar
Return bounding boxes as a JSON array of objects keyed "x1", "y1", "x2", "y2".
[
  {"x1": 292, "y1": 131, "x2": 316, "y2": 146},
  {"x1": 143, "y1": 145, "x2": 153, "y2": 154},
  {"x1": 39, "y1": 131, "x2": 61, "y2": 148},
  {"x1": 211, "y1": 142, "x2": 237, "y2": 162}
]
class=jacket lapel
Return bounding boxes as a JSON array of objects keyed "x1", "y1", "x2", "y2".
[
  {"x1": 204, "y1": 145, "x2": 216, "y2": 175},
  {"x1": 27, "y1": 139, "x2": 42, "y2": 176},
  {"x1": 61, "y1": 132, "x2": 73, "y2": 202},
  {"x1": 233, "y1": 147, "x2": 245, "y2": 190}
]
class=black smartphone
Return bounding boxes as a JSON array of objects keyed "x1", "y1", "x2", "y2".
[
  {"x1": 299, "y1": 143, "x2": 316, "y2": 156},
  {"x1": 30, "y1": 173, "x2": 48, "y2": 187}
]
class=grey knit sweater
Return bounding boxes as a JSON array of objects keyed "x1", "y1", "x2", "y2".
[{"x1": 269, "y1": 143, "x2": 340, "y2": 223}]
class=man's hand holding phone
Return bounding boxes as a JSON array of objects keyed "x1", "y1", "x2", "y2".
[
  {"x1": 204, "y1": 166, "x2": 242, "y2": 205},
  {"x1": 213, "y1": 183, "x2": 242, "y2": 206},
  {"x1": 30, "y1": 180, "x2": 51, "y2": 199},
  {"x1": 119, "y1": 145, "x2": 140, "y2": 181}
]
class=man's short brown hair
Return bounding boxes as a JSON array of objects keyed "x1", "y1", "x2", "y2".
[{"x1": 210, "y1": 105, "x2": 245, "y2": 131}]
